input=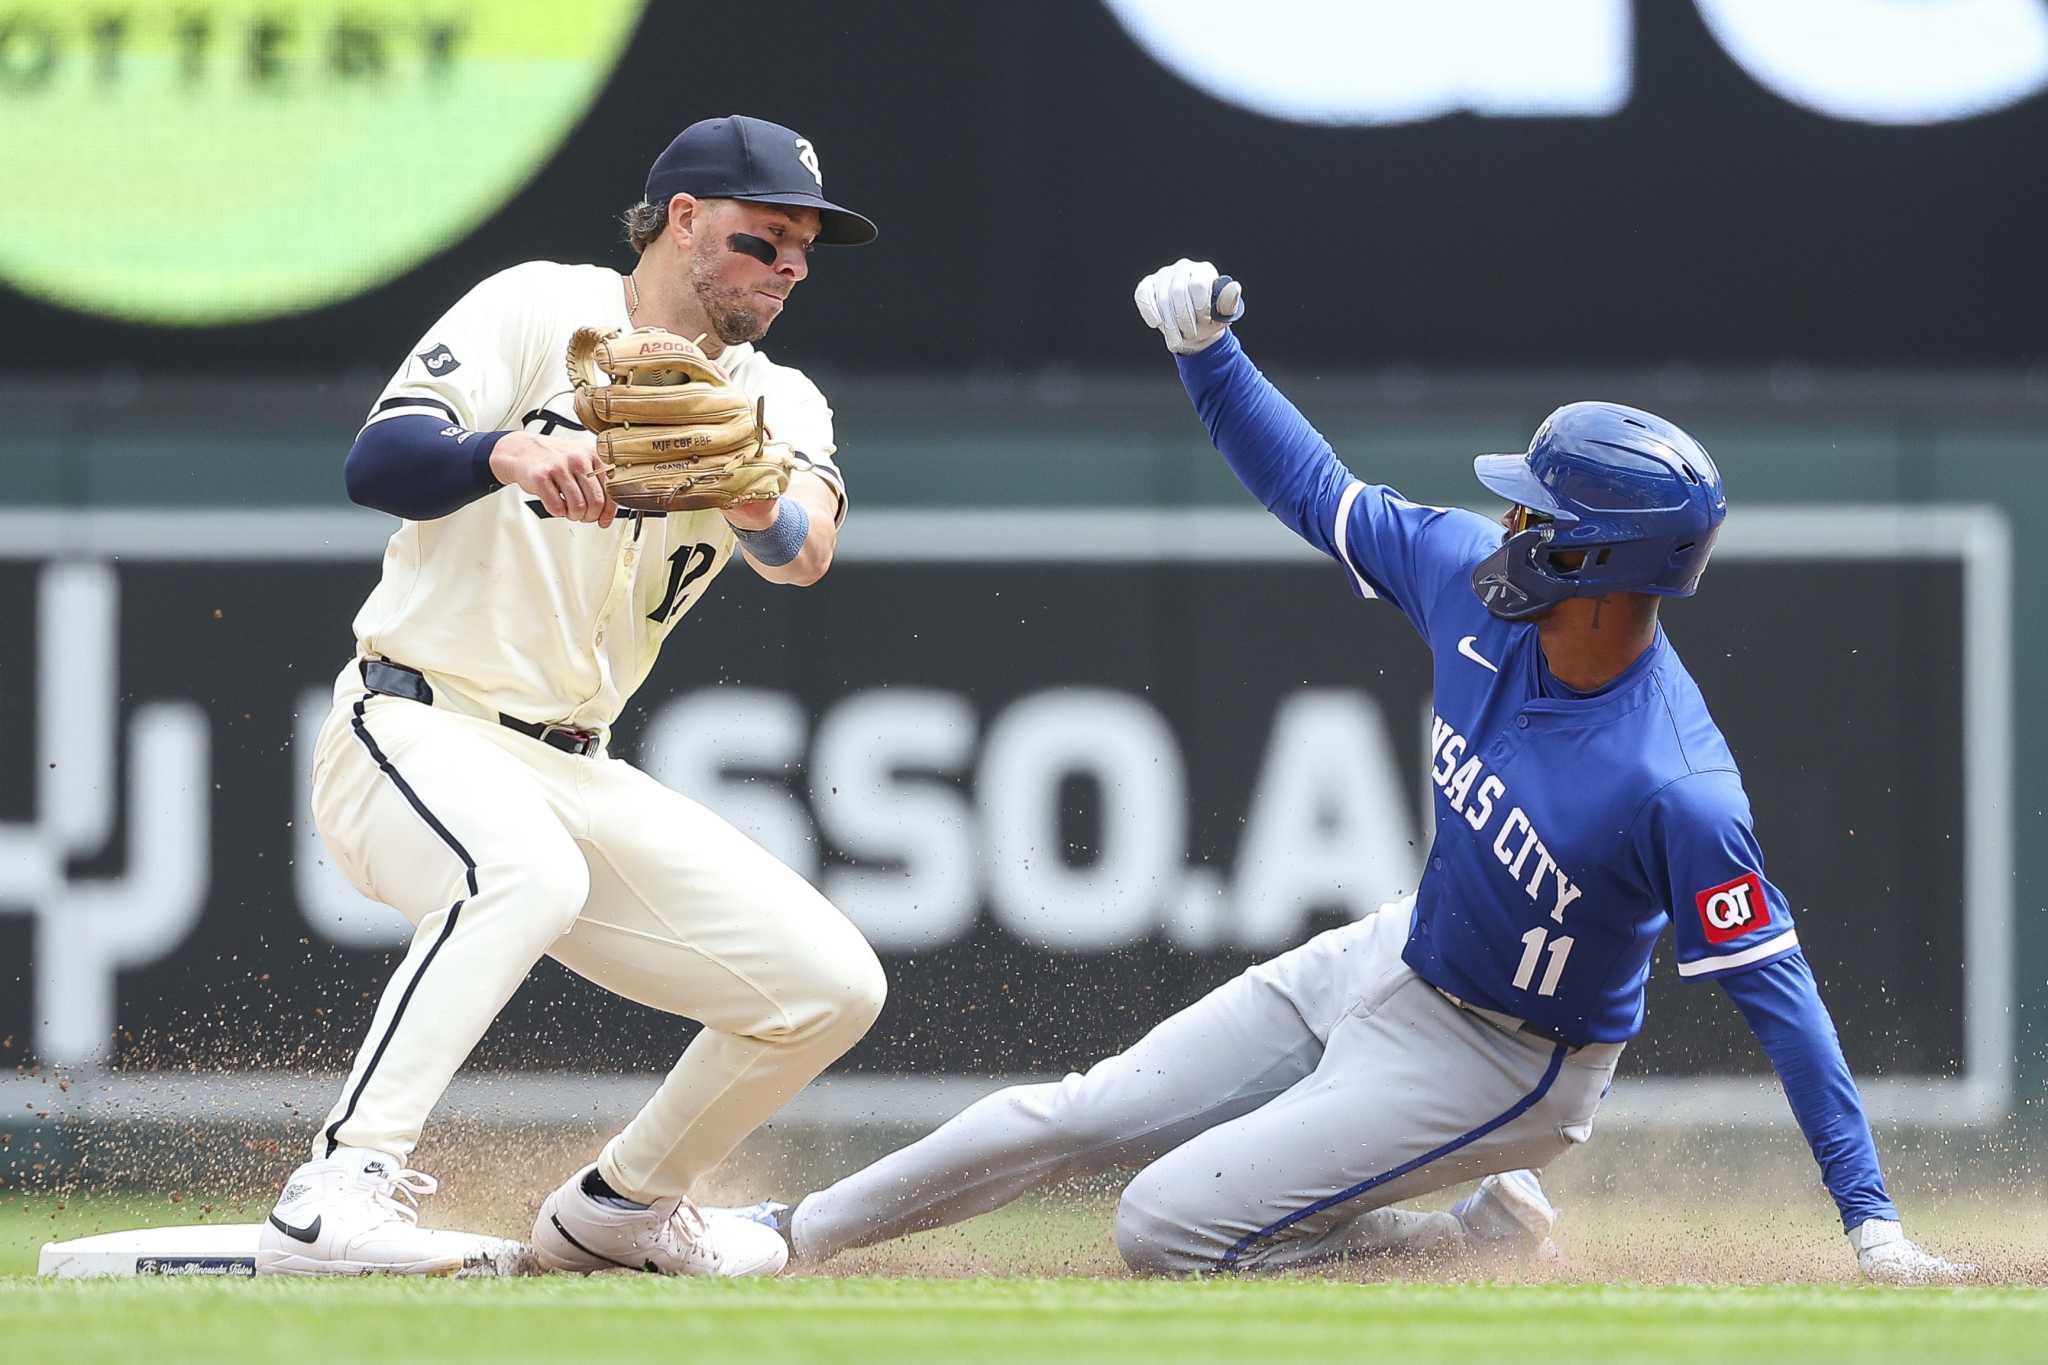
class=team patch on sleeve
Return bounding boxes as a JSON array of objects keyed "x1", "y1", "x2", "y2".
[
  {"x1": 416, "y1": 343, "x2": 460, "y2": 376},
  {"x1": 1695, "y1": 872, "x2": 1768, "y2": 944}
]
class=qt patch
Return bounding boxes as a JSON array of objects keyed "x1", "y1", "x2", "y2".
[{"x1": 1695, "y1": 872, "x2": 1768, "y2": 944}]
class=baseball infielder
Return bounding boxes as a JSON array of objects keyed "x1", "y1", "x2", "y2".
[
  {"x1": 257, "y1": 116, "x2": 883, "y2": 1277},
  {"x1": 725, "y1": 260, "x2": 1971, "y2": 1284}
]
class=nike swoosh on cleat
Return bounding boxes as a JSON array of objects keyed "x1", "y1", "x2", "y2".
[
  {"x1": 268, "y1": 1213, "x2": 321, "y2": 1244},
  {"x1": 1457, "y1": 635, "x2": 1499, "y2": 673},
  {"x1": 550, "y1": 1212, "x2": 646, "y2": 1272}
]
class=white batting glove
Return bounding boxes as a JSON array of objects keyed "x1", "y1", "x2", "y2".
[
  {"x1": 1133, "y1": 258, "x2": 1244, "y2": 355},
  {"x1": 1850, "y1": 1218, "x2": 1975, "y2": 1284}
]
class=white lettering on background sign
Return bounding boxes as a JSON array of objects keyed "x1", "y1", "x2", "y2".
[
  {"x1": 1101, "y1": 0, "x2": 2048, "y2": 127},
  {"x1": 1101, "y1": 0, "x2": 1632, "y2": 125},
  {"x1": 0, "y1": 564, "x2": 211, "y2": 1066},
  {"x1": 643, "y1": 686, "x2": 1421, "y2": 953},
  {"x1": 1694, "y1": 0, "x2": 2048, "y2": 127}
]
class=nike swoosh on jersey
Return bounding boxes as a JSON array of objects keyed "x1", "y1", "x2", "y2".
[
  {"x1": 1457, "y1": 635, "x2": 1499, "y2": 673},
  {"x1": 267, "y1": 1213, "x2": 321, "y2": 1244}
]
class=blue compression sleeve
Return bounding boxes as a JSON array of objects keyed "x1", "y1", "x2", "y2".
[
  {"x1": 344, "y1": 415, "x2": 508, "y2": 520},
  {"x1": 1719, "y1": 950, "x2": 1898, "y2": 1230},
  {"x1": 732, "y1": 497, "x2": 811, "y2": 566},
  {"x1": 1174, "y1": 333, "x2": 1355, "y2": 557}
]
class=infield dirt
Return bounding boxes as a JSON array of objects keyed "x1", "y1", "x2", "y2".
[{"x1": 8, "y1": 1113, "x2": 2045, "y2": 1285}]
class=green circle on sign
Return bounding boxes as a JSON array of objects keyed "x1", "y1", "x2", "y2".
[{"x1": 0, "y1": 2, "x2": 645, "y2": 325}]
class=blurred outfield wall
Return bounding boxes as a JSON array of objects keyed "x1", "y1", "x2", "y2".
[{"x1": 0, "y1": 369, "x2": 2039, "y2": 1131}]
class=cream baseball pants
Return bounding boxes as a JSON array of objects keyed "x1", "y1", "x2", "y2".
[{"x1": 306, "y1": 664, "x2": 886, "y2": 1201}]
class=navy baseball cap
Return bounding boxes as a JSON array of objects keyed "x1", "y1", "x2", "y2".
[{"x1": 644, "y1": 115, "x2": 877, "y2": 246}]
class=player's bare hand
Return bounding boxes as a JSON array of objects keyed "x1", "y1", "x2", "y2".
[
  {"x1": 723, "y1": 497, "x2": 779, "y2": 533},
  {"x1": 1851, "y1": 1219, "x2": 1977, "y2": 1284},
  {"x1": 490, "y1": 430, "x2": 615, "y2": 528}
]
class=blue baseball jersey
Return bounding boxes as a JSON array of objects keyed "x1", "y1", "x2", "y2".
[
  {"x1": 1337, "y1": 488, "x2": 1796, "y2": 1042},
  {"x1": 1174, "y1": 332, "x2": 1896, "y2": 1230}
]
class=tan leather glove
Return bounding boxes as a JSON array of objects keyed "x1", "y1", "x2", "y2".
[{"x1": 566, "y1": 326, "x2": 795, "y2": 513}]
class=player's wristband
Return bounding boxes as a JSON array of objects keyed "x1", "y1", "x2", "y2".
[{"x1": 731, "y1": 498, "x2": 810, "y2": 566}]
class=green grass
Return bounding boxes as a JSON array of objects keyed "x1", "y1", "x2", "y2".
[
  {"x1": 4, "y1": 1277, "x2": 2045, "y2": 1365},
  {"x1": 8, "y1": 1193, "x2": 2047, "y2": 1364}
]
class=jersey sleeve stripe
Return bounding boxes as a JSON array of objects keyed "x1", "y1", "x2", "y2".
[
  {"x1": 791, "y1": 452, "x2": 848, "y2": 525},
  {"x1": 517, "y1": 406, "x2": 588, "y2": 434},
  {"x1": 1676, "y1": 927, "x2": 1800, "y2": 978},
  {"x1": 796, "y1": 454, "x2": 845, "y2": 490},
  {"x1": 1331, "y1": 480, "x2": 1379, "y2": 601},
  {"x1": 363, "y1": 394, "x2": 461, "y2": 429}
]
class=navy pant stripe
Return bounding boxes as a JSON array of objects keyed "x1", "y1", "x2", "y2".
[
  {"x1": 323, "y1": 696, "x2": 477, "y2": 1158},
  {"x1": 1220, "y1": 1040, "x2": 1570, "y2": 1266},
  {"x1": 344, "y1": 695, "x2": 479, "y2": 892}
]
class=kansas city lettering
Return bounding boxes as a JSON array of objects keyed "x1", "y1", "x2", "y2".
[{"x1": 1429, "y1": 714, "x2": 1584, "y2": 923}]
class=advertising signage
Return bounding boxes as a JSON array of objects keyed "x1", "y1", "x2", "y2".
[{"x1": 0, "y1": 506, "x2": 2010, "y2": 1125}]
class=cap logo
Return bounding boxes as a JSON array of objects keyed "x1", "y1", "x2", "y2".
[{"x1": 794, "y1": 137, "x2": 822, "y2": 186}]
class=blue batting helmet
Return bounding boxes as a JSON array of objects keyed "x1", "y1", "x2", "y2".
[{"x1": 1469, "y1": 401, "x2": 1727, "y2": 621}]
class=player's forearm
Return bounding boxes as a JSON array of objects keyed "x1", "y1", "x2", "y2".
[
  {"x1": 1720, "y1": 950, "x2": 1898, "y2": 1230},
  {"x1": 345, "y1": 415, "x2": 507, "y2": 520},
  {"x1": 1174, "y1": 333, "x2": 1355, "y2": 556},
  {"x1": 735, "y1": 475, "x2": 837, "y2": 586}
]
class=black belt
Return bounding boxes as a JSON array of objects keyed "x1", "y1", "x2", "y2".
[
  {"x1": 360, "y1": 659, "x2": 601, "y2": 757},
  {"x1": 1433, "y1": 986, "x2": 1576, "y2": 1049},
  {"x1": 1512, "y1": 1020, "x2": 1574, "y2": 1049}
]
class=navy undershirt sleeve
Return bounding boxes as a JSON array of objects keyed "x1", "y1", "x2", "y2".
[
  {"x1": 344, "y1": 415, "x2": 508, "y2": 521},
  {"x1": 1719, "y1": 949, "x2": 1897, "y2": 1230}
]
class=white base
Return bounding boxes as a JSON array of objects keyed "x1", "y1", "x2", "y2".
[
  {"x1": 40, "y1": 1223, "x2": 261, "y2": 1278},
  {"x1": 39, "y1": 1223, "x2": 536, "y2": 1279}
]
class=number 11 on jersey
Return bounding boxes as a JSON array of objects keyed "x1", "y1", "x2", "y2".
[{"x1": 1513, "y1": 925, "x2": 1574, "y2": 997}]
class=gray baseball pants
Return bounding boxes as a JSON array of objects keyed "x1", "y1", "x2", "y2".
[{"x1": 792, "y1": 900, "x2": 1621, "y2": 1272}]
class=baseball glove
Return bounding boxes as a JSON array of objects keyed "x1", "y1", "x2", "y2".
[{"x1": 565, "y1": 325, "x2": 795, "y2": 513}]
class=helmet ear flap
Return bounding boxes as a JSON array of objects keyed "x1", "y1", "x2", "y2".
[{"x1": 1472, "y1": 524, "x2": 1575, "y2": 621}]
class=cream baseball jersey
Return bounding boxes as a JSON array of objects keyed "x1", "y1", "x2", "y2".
[{"x1": 351, "y1": 260, "x2": 845, "y2": 733}]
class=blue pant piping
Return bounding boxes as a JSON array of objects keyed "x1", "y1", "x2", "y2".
[{"x1": 1219, "y1": 1040, "x2": 1569, "y2": 1266}]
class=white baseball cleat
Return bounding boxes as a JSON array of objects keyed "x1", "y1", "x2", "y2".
[
  {"x1": 533, "y1": 1164, "x2": 789, "y2": 1277},
  {"x1": 1852, "y1": 1218, "x2": 1977, "y2": 1285},
  {"x1": 714, "y1": 1198, "x2": 798, "y2": 1261},
  {"x1": 256, "y1": 1148, "x2": 496, "y2": 1276},
  {"x1": 1451, "y1": 1169, "x2": 1560, "y2": 1260}
]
